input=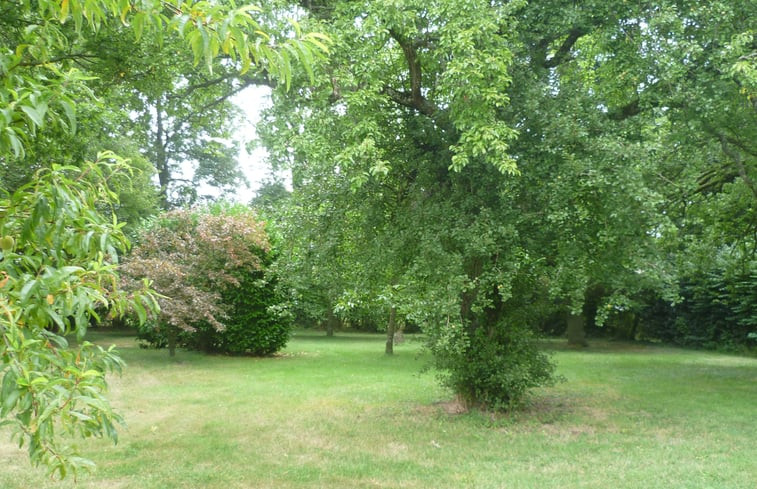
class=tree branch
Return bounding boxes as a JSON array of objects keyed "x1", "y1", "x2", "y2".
[
  {"x1": 718, "y1": 133, "x2": 757, "y2": 202},
  {"x1": 389, "y1": 29, "x2": 423, "y2": 106},
  {"x1": 12, "y1": 53, "x2": 100, "y2": 69},
  {"x1": 381, "y1": 29, "x2": 456, "y2": 136},
  {"x1": 166, "y1": 76, "x2": 266, "y2": 138},
  {"x1": 543, "y1": 28, "x2": 588, "y2": 68},
  {"x1": 169, "y1": 70, "x2": 273, "y2": 102}
]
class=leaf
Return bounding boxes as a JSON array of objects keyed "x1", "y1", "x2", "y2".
[
  {"x1": 132, "y1": 12, "x2": 146, "y2": 42},
  {"x1": 59, "y1": 98, "x2": 77, "y2": 134},
  {"x1": 20, "y1": 104, "x2": 47, "y2": 128},
  {"x1": 188, "y1": 30, "x2": 204, "y2": 66},
  {"x1": 60, "y1": 0, "x2": 69, "y2": 22},
  {"x1": 236, "y1": 5, "x2": 262, "y2": 15},
  {"x1": 6, "y1": 129, "x2": 25, "y2": 158},
  {"x1": 19, "y1": 279, "x2": 39, "y2": 303},
  {"x1": 30, "y1": 376, "x2": 49, "y2": 386},
  {"x1": 1, "y1": 386, "x2": 21, "y2": 418},
  {"x1": 119, "y1": 3, "x2": 130, "y2": 25}
]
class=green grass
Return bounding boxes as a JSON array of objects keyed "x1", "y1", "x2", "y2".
[{"x1": 1, "y1": 330, "x2": 755, "y2": 488}]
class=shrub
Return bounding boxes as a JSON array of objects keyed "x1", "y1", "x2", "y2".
[
  {"x1": 177, "y1": 268, "x2": 292, "y2": 355},
  {"x1": 428, "y1": 321, "x2": 558, "y2": 411},
  {"x1": 637, "y1": 263, "x2": 757, "y2": 351},
  {"x1": 123, "y1": 204, "x2": 292, "y2": 356}
]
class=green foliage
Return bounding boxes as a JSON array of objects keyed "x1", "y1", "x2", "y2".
[
  {"x1": 429, "y1": 322, "x2": 557, "y2": 410},
  {"x1": 0, "y1": 157, "x2": 157, "y2": 478},
  {"x1": 0, "y1": 0, "x2": 328, "y2": 156},
  {"x1": 1, "y1": 0, "x2": 328, "y2": 477},
  {"x1": 209, "y1": 268, "x2": 292, "y2": 355},
  {"x1": 1, "y1": 0, "x2": 329, "y2": 211},
  {"x1": 639, "y1": 261, "x2": 757, "y2": 351},
  {"x1": 259, "y1": 0, "x2": 757, "y2": 408},
  {"x1": 125, "y1": 205, "x2": 292, "y2": 356}
]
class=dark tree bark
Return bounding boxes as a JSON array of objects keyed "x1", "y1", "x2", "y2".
[
  {"x1": 385, "y1": 306, "x2": 397, "y2": 355},
  {"x1": 326, "y1": 308, "x2": 337, "y2": 337},
  {"x1": 566, "y1": 313, "x2": 588, "y2": 347},
  {"x1": 167, "y1": 326, "x2": 177, "y2": 357}
]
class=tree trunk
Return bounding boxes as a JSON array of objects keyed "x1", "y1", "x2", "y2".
[
  {"x1": 566, "y1": 313, "x2": 588, "y2": 347},
  {"x1": 326, "y1": 309, "x2": 337, "y2": 337},
  {"x1": 154, "y1": 97, "x2": 171, "y2": 209},
  {"x1": 385, "y1": 306, "x2": 397, "y2": 355},
  {"x1": 167, "y1": 327, "x2": 177, "y2": 357},
  {"x1": 630, "y1": 314, "x2": 640, "y2": 341}
]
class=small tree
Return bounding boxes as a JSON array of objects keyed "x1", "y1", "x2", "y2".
[{"x1": 122, "y1": 205, "x2": 291, "y2": 356}]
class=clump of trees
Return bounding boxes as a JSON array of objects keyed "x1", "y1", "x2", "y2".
[
  {"x1": 2, "y1": 0, "x2": 755, "y2": 478},
  {"x1": 122, "y1": 205, "x2": 292, "y2": 356},
  {"x1": 1, "y1": 0, "x2": 326, "y2": 477}
]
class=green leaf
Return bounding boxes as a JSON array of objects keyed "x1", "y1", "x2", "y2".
[
  {"x1": 6, "y1": 129, "x2": 25, "y2": 158},
  {"x1": 59, "y1": 98, "x2": 77, "y2": 133},
  {"x1": 20, "y1": 104, "x2": 47, "y2": 128},
  {"x1": 19, "y1": 279, "x2": 39, "y2": 303},
  {"x1": 1, "y1": 386, "x2": 21, "y2": 418},
  {"x1": 132, "y1": 12, "x2": 146, "y2": 42}
]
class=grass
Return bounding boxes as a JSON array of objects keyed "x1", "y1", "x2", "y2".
[{"x1": 1, "y1": 330, "x2": 755, "y2": 488}]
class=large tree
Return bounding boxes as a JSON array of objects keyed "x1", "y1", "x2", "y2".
[
  {"x1": 1, "y1": 0, "x2": 328, "y2": 209},
  {"x1": 260, "y1": 0, "x2": 756, "y2": 405},
  {"x1": 85, "y1": 26, "x2": 253, "y2": 208}
]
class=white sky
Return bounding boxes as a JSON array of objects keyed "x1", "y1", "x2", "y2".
[
  {"x1": 230, "y1": 85, "x2": 277, "y2": 203},
  {"x1": 182, "y1": 85, "x2": 287, "y2": 205}
]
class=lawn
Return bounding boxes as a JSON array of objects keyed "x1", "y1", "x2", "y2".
[{"x1": 1, "y1": 330, "x2": 755, "y2": 488}]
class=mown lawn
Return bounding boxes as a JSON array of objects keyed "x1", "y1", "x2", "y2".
[{"x1": 1, "y1": 330, "x2": 755, "y2": 488}]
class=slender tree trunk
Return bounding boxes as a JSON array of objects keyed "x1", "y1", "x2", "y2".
[
  {"x1": 566, "y1": 313, "x2": 588, "y2": 347},
  {"x1": 630, "y1": 314, "x2": 640, "y2": 341},
  {"x1": 385, "y1": 306, "x2": 397, "y2": 355},
  {"x1": 167, "y1": 327, "x2": 177, "y2": 357},
  {"x1": 154, "y1": 97, "x2": 171, "y2": 209},
  {"x1": 326, "y1": 309, "x2": 336, "y2": 337}
]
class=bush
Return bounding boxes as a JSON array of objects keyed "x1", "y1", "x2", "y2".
[
  {"x1": 637, "y1": 264, "x2": 757, "y2": 351},
  {"x1": 186, "y1": 269, "x2": 292, "y2": 355},
  {"x1": 429, "y1": 321, "x2": 558, "y2": 410},
  {"x1": 124, "y1": 204, "x2": 292, "y2": 356}
]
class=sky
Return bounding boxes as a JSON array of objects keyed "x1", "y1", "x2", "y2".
[
  {"x1": 181, "y1": 85, "x2": 287, "y2": 205},
  {"x1": 229, "y1": 85, "x2": 278, "y2": 203}
]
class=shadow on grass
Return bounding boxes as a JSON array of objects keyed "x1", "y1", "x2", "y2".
[
  {"x1": 290, "y1": 331, "x2": 386, "y2": 343},
  {"x1": 541, "y1": 338, "x2": 686, "y2": 355}
]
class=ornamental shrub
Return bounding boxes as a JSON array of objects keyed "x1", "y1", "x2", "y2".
[{"x1": 124, "y1": 204, "x2": 292, "y2": 356}]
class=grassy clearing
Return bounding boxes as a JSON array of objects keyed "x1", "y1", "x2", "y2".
[{"x1": 1, "y1": 330, "x2": 755, "y2": 488}]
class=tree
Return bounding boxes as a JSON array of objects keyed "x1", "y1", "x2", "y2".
[
  {"x1": 261, "y1": 0, "x2": 756, "y2": 404},
  {"x1": 1, "y1": 0, "x2": 327, "y2": 476},
  {"x1": 1, "y1": 0, "x2": 328, "y2": 207},
  {"x1": 86, "y1": 27, "x2": 249, "y2": 208},
  {"x1": 260, "y1": 0, "x2": 561, "y2": 405}
]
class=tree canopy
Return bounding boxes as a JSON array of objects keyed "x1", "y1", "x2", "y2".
[{"x1": 260, "y1": 0, "x2": 757, "y2": 405}]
